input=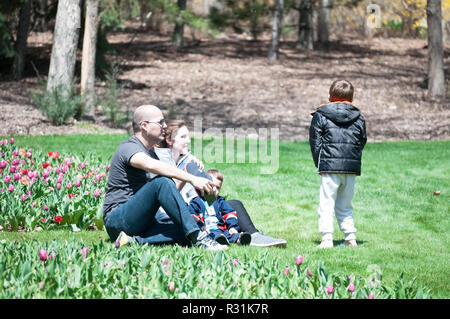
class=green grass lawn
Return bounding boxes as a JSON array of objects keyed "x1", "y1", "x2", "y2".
[{"x1": 1, "y1": 135, "x2": 449, "y2": 298}]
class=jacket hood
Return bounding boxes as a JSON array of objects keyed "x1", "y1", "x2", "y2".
[{"x1": 316, "y1": 102, "x2": 361, "y2": 125}]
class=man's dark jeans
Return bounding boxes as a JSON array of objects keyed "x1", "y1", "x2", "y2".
[{"x1": 105, "y1": 176, "x2": 199, "y2": 246}]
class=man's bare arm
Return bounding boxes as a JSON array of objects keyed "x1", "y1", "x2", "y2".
[{"x1": 130, "y1": 152, "x2": 216, "y2": 195}]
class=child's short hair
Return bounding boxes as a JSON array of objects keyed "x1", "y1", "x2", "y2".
[
  {"x1": 207, "y1": 169, "x2": 223, "y2": 182},
  {"x1": 329, "y1": 79, "x2": 354, "y2": 102}
]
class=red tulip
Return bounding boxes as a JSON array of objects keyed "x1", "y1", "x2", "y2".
[{"x1": 54, "y1": 216, "x2": 62, "y2": 223}]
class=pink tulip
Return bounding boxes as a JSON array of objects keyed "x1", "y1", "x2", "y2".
[
  {"x1": 12, "y1": 159, "x2": 19, "y2": 166},
  {"x1": 0, "y1": 188, "x2": 3, "y2": 193},
  {"x1": 39, "y1": 249, "x2": 48, "y2": 262},
  {"x1": 168, "y1": 281, "x2": 175, "y2": 291},
  {"x1": 32, "y1": 202, "x2": 36, "y2": 207},
  {"x1": 21, "y1": 194, "x2": 27, "y2": 201},
  {"x1": 67, "y1": 183, "x2": 72, "y2": 189},
  {"x1": 4, "y1": 175, "x2": 11, "y2": 183},
  {"x1": 14, "y1": 173, "x2": 21, "y2": 181},
  {"x1": 9, "y1": 166, "x2": 15, "y2": 173},
  {"x1": 348, "y1": 283, "x2": 355, "y2": 293},
  {"x1": 368, "y1": 292, "x2": 375, "y2": 299},
  {"x1": 57, "y1": 183, "x2": 61, "y2": 190},
  {"x1": 327, "y1": 286, "x2": 334, "y2": 295},
  {"x1": 8, "y1": 184, "x2": 14, "y2": 193},
  {"x1": 93, "y1": 189, "x2": 101, "y2": 198},
  {"x1": 106, "y1": 164, "x2": 110, "y2": 171},
  {"x1": 296, "y1": 255, "x2": 303, "y2": 266},
  {"x1": 9, "y1": 138, "x2": 14, "y2": 145},
  {"x1": 57, "y1": 174, "x2": 63, "y2": 183},
  {"x1": 42, "y1": 170, "x2": 49, "y2": 178},
  {"x1": 0, "y1": 160, "x2": 6, "y2": 169},
  {"x1": 75, "y1": 180, "x2": 81, "y2": 187},
  {"x1": 81, "y1": 248, "x2": 89, "y2": 260},
  {"x1": 284, "y1": 267, "x2": 290, "y2": 275},
  {"x1": 43, "y1": 205, "x2": 49, "y2": 211},
  {"x1": 12, "y1": 150, "x2": 19, "y2": 157},
  {"x1": 307, "y1": 268, "x2": 313, "y2": 277},
  {"x1": 232, "y1": 258, "x2": 238, "y2": 267},
  {"x1": 27, "y1": 171, "x2": 34, "y2": 179},
  {"x1": 48, "y1": 252, "x2": 57, "y2": 260},
  {"x1": 80, "y1": 163, "x2": 85, "y2": 169}
]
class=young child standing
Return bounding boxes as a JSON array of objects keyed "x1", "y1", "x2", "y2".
[
  {"x1": 309, "y1": 79, "x2": 367, "y2": 248},
  {"x1": 188, "y1": 169, "x2": 252, "y2": 246}
]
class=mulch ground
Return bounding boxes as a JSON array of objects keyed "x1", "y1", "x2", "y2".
[{"x1": 1, "y1": 24, "x2": 449, "y2": 142}]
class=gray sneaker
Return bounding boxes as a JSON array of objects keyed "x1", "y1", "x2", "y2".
[
  {"x1": 195, "y1": 231, "x2": 228, "y2": 251},
  {"x1": 250, "y1": 232, "x2": 287, "y2": 248}
]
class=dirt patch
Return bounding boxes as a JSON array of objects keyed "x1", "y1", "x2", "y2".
[{"x1": 1, "y1": 25, "x2": 449, "y2": 142}]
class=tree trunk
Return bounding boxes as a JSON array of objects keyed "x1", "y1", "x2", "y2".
[
  {"x1": 296, "y1": 1, "x2": 313, "y2": 50},
  {"x1": 172, "y1": 0, "x2": 187, "y2": 48},
  {"x1": 268, "y1": 0, "x2": 284, "y2": 61},
  {"x1": 12, "y1": 0, "x2": 32, "y2": 80},
  {"x1": 47, "y1": 0, "x2": 81, "y2": 96},
  {"x1": 81, "y1": 0, "x2": 99, "y2": 118},
  {"x1": 427, "y1": 0, "x2": 446, "y2": 101},
  {"x1": 317, "y1": 0, "x2": 331, "y2": 45}
]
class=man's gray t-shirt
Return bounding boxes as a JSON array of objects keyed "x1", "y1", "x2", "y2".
[{"x1": 103, "y1": 135, "x2": 159, "y2": 221}]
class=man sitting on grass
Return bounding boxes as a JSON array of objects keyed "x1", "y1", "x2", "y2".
[{"x1": 102, "y1": 104, "x2": 228, "y2": 251}]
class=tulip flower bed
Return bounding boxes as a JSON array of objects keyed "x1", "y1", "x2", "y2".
[
  {"x1": 0, "y1": 239, "x2": 430, "y2": 299},
  {"x1": 0, "y1": 138, "x2": 106, "y2": 232}
]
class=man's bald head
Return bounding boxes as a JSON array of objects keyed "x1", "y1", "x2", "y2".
[{"x1": 133, "y1": 105, "x2": 163, "y2": 133}]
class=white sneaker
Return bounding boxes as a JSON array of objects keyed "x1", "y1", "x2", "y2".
[
  {"x1": 115, "y1": 231, "x2": 134, "y2": 248},
  {"x1": 195, "y1": 231, "x2": 228, "y2": 251},
  {"x1": 317, "y1": 240, "x2": 333, "y2": 249}
]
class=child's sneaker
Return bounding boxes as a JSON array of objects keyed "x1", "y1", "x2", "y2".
[
  {"x1": 344, "y1": 239, "x2": 357, "y2": 247},
  {"x1": 115, "y1": 231, "x2": 134, "y2": 248},
  {"x1": 317, "y1": 240, "x2": 333, "y2": 249},
  {"x1": 237, "y1": 232, "x2": 251, "y2": 245},
  {"x1": 215, "y1": 234, "x2": 230, "y2": 246},
  {"x1": 195, "y1": 231, "x2": 228, "y2": 251}
]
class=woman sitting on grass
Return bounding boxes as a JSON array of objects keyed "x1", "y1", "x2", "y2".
[{"x1": 154, "y1": 120, "x2": 287, "y2": 248}]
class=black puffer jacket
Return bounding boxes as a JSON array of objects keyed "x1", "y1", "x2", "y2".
[{"x1": 309, "y1": 102, "x2": 367, "y2": 175}]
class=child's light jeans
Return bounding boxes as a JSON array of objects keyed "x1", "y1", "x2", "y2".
[{"x1": 318, "y1": 174, "x2": 357, "y2": 241}]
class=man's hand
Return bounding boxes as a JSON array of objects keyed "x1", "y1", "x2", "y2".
[{"x1": 190, "y1": 176, "x2": 219, "y2": 196}]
